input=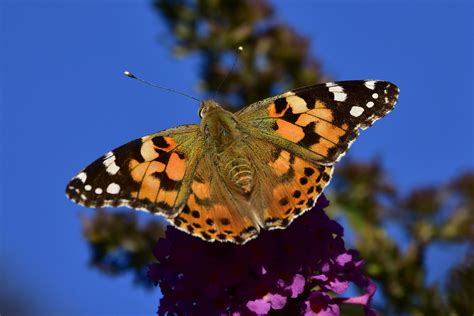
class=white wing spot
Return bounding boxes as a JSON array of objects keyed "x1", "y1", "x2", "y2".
[
  {"x1": 366, "y1": 101, "x2": 374, "y2": 108},
  {"x1": 80, "y1": 194, "x2": 87, "y2": 200},
  {"x1": 364, "y1": 80, "x2": 376, "y2": 90},
  {"x1": 76, "y1": 172, "x2": 87, "y2": 183},
  {"x1": 103, "y1": 151, "x2": 120, "y2": 175},
  {"x1": 372, "y1": 93, "x2": 379, "y2": 99},
  {"x1": 106, "y1": 183, "x2": 120, "y2": 194},
  {"x1": 107, "y1": 164, "x2": 120, "y2": 175},
  {"x1": 95, "y1": 188, "x2": 103, "y2": 194},
  {"x1": 84, "y1": 185, "x2": 92, "y2": 191},
  {"x1": 384, "y1": 97, "x2": 389, "y2": 103},
  {"x1": 328, "y1": 85, "x2": 347, "y2": 101},
  {"x1": 350, "y1": 106, "x2": 364, "y2": 117},
  {"x1": 104, "y1": 151, "x2": 114, "y2": 159},
  {"x1": 334, "y1": 92, "x2": 347, "y2": 102},
  {"x1": 328, "y1": 85, "x2": 343, "y2": 92}
]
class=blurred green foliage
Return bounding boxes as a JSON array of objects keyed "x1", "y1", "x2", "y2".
[
  {"x1": 81, "y1": 209, "x2": 164, "y2": 287},
  {"x1": 80, "y1": 1, "x2": 473, "y2": 315}
]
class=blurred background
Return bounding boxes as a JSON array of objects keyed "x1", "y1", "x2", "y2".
[{"x1": 1, "y1": 0, "x2": 473, "y2": 315}]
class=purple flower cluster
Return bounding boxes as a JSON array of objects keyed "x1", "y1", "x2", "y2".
[{"x1": 148, "y1": 195, "x2": 378, "y2": 315}]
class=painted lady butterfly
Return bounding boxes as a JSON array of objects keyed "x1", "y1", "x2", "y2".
[{"x1": 66, "y1": 80, "x2": 399, "y2": 244}]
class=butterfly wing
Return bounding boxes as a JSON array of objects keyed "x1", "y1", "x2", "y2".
[
  {"x1": 66, "y1": 124, "x2": 202, "y2": 217},
  {"x1": 249, "y1": 140, "x2": 334, "y2": 230},
  {"x1": 237, "y1": 80, "x2": 399, "y2": 164},
  {"x1": 172, "y1": 153, "x2": 262, "y2": 244},
  {"x1": 236, "y1": 80, "x2": 399, "y2": 232}
]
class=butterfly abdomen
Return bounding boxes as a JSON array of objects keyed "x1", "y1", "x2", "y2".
[{"x1": 222, "y1": 155, "x2": 254, "y2": 194}]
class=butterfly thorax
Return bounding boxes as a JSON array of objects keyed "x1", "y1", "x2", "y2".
[{"x1": 200, "y1": 100, "x2": 254, "y2": 194}]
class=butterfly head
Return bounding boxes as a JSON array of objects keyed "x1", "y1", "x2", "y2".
[{"x1": 198, "y1": 100, "x2": 222, "y2": 118}]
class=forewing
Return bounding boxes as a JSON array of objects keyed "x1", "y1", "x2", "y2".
[
  {"x1": 65, "y1": 124, "x2": 202, "y2": 217},
  {"x1": 237, "y1": 80, "x2": 399, "y2": 164}
]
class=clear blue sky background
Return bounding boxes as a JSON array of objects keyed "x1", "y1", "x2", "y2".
[{"x1": 1, "y1": 0, "x2": 472, "y2": 315}]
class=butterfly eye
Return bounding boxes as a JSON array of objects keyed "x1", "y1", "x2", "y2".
[{"x1": 221, "y1": 126, "x2": 229, "y2": 137}]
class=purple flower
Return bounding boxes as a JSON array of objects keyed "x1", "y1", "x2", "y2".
[
  {"x1": 148, "y1": 195, "x2": 378, "y2": 315},
  {"x1": 247, "y1": 293, "x2": 286, "y2": 314}
]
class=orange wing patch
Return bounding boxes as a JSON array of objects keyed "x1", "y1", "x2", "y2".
[
  {"x1": 165, "y1": 152, "x2": 186, "y2": 181},
  {"x1": 267, "y1": 150, "x2": 291, "y2": 176},
  {"x1": 274, "y1": 119, "x2": 305, "y2": 143}
]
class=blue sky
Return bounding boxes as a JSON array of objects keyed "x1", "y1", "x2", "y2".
[{"x1": 1, "y1": 0, "x2": 472, "y2": 315}]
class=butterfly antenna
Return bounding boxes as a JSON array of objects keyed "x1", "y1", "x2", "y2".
[
  {"x1": 123, "y1": 71, "x2": 201, "y2": 103},
  {"x1": 214, "y1": 46, "x2": 243, "y2": 97}
]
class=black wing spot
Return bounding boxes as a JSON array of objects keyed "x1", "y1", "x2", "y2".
[
  {"x1": 271, "y1": 148, "x2": 283, "y2": 161},
  {"x1": 279, "y1": 197, "x2": 289, "y2": 206},
  {"x1": 157, "y1": 175, "x2": 181, "y2": 191},
  {"x1": 174, "y1": 217, "x2": 183, "y2": 227},
  {"x1": 220, "y1": 218, "x2": 231, "y2": 225},
  {"x1": 304, "y1": 167, "x2": 315, "y2": 177},
  {"x1": 298, "y1": 122, "x2": 321, "y2": 148},
  {"x1": 233, "y1": 236, "x2": 244, "y2": 244},
  {"x1": 274, "y1": 98, "x2": 288, "y2": 114},
  {"x1": 152, "y1": 136, "x2": 170, "y2": 149},
  {"x1": 200, "y1": 232, "x2": 211, "y2": 240},
  {"x1": 241, "y1": 226, "x2": 257, "y2": 235}
]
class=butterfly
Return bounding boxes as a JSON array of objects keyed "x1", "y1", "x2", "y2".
[{"x1": 66, "y1": 80, "x2": 399, "y2": 244}]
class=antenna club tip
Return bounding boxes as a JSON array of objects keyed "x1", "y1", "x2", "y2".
[
  {"x1": 123, "y1": 71, "x2": 136, "y2": 78},
  {"x1": 238, "y1": 46, "x2": 243, "y2": 51}
]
